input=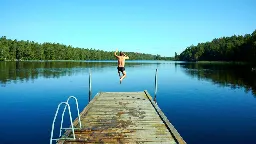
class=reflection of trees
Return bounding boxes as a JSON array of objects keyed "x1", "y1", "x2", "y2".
[
  {"x1": 180, "y1": 63, "x2": 256, "y2": 97},
  {"x1": 0, "y1": 61, "x2": 152, "y2": 85}
]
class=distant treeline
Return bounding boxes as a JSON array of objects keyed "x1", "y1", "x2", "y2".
[
  {"x1": 0, "y1": 36, "x2": 174, "y2": 61},
  {"x1": 176, "y1": 29, "x2": 256, "y2": 63}
]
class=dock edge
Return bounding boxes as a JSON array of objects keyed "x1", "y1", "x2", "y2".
[{"x1": 144, "y1": 90, "x2": 187, "y2": 144}]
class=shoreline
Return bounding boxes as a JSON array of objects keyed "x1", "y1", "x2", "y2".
[{"x1": 0, "y1": 59, "x2": 253, "y2": 65}]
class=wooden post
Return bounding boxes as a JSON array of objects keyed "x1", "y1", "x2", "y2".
[
  {"x1": 89, "y1": 69, "x2": 91, "y2": 102},
  {"x1": 154, "y1": 68, "x2": 157, "y2": 102}
]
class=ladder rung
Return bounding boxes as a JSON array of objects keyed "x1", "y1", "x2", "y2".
[
  {"x1": 61, "y1": 128, "x2": 81, "y2": 130},
  {"x1": 52, "y1": 138, "x2": 76, "y2": 141}
]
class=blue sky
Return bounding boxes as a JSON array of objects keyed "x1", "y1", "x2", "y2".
[{"x1": 1, "y1": 0, "x2": 256, "y2": 57}]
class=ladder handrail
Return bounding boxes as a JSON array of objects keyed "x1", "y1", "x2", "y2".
[
  {"x1": 50, "y1": 102, "x2": 75, "y2": 144},
  {"x1": 59, "y1": 96, "x2": 82, "y2": 137}
]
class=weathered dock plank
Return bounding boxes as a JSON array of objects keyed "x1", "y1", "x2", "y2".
[{"x1": 58, "y1": 90, "x2": 186, "y2": 144}]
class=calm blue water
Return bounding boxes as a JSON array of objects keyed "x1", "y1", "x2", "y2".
[{"x1": 0, "y1": 61, "x2": 255, "y2": 144}]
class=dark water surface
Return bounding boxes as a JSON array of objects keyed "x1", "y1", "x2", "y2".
[{"x1": 0, "y1": 61, "x2": 256, "y2": 144}]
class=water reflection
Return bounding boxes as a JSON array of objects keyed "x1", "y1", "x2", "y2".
[
  {"x1": 0, "y1": 61, "x2": 155, "y2": 85},
  {"x1": 2, "y1": 61, "x2": 255, "y2": 97},
  {"x1": 179, "y1": 63, "x2": 256, "y2": 96}
]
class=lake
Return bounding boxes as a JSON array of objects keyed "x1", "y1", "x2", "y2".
[{"x1": 0, "y1": 61, "x2": 255, "y2": 144}]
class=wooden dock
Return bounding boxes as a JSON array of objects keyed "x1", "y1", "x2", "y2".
[{"x1": 56, "y1": 90, "x2": 186, "y2": 144}]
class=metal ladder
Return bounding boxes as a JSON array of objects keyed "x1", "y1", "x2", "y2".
[{"x1": 50, "y1": 96, "x2": 82, "y2": 144}]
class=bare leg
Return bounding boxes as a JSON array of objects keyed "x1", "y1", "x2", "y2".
[
  {"x1": 120, "y1": 71, "x2": 126, "y2": 83},
  {"x1": 118, "y1": 71, "x2": 121, "y2": 78}
]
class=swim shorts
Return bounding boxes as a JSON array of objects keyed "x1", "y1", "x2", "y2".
[{"x1": 117, "y1": 67, "x2": 125, "y2": 72}]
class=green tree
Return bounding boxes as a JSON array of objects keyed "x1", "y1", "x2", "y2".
[
  {"x1": 178, "y1": 29, "x2": 256, "y2": 64},
  {"x1": 0, "y1": 36, "x2": 174, "y2": 61}
]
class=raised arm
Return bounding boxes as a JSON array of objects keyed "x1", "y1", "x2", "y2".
[
  {"x1": 124, "y1": 53, "x2": 129, "y2": 59},
  {"x1": 114, "y1": 49, "x2": 118, "y2": 58}
]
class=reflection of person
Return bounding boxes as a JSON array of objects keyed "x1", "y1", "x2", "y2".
[{"x1": 114, "y1": 49, "x2": 129, "y2": 84}]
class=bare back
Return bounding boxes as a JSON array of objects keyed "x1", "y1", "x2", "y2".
[{"x1": 117, "y1": 56, "x2": 126, "y2": 67}]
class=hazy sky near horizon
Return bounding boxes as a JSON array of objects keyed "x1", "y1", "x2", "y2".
[{"x1": 1, "y1": 0, "x2": 256, "y2": 57}]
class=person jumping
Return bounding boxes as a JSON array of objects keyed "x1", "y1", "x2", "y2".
[{"x1": 114, "y1": 49, "x2": 129, "y2": 84}]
